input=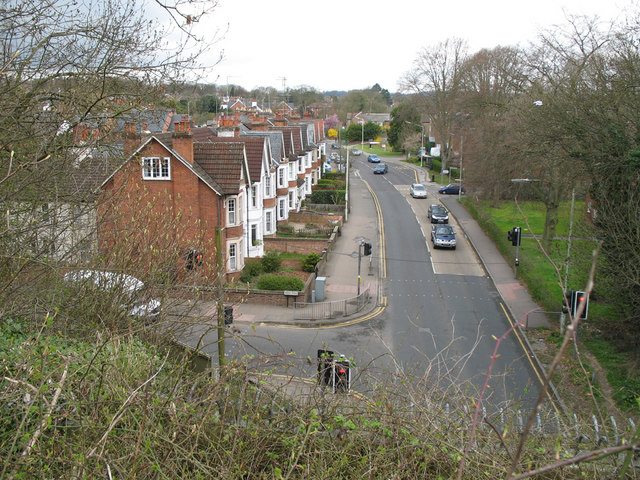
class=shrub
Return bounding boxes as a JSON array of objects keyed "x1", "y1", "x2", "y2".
[
  {"x1": 261, "y1": 251, "x2": 282, "y2": 273},
  {"x1": 302, "y1": 252, "x2": 322, "y2": 272},
  {"x1": 310, "y1": 190, "x2": 346, "y2": 205},
  {"x1": 256, "y1": 274, "x2": 304, "y2": 291},
  {"x1": 239, "y1": 259, "x2": 263, "y2": 283}
]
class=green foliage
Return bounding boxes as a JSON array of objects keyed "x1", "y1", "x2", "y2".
[
  {"x1": 240, "y1": 259, "x2": 263, "y2": 283},
  {"x1": 582, "y1": 335, "x2": 640, "y2": 412},
  {"x1": 261, "y1": 251, "x2": 282, "y2": 273},
  {"x1": 310, "y1": 190, "x2": 346, "y2": 205},
  {"x1": 322, "y1": 171, "x2": 346, "y2": 181},
  {"x1": 302, "y1": 252, "x2": 322, "y2": 272},
  {"x1": 256, "y1": 274, "x2": 304, "y2": 291}
]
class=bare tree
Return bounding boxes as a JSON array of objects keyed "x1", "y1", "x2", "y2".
[
  {"x1": 400, "y1": 38, "x2": 468, "y2": 174},
  {"x1": 0, "y1": 0, "x2": 221, "y2": 320},
  {"x1": 458, "y1": 46, "x2": 528, "y2": 204}
]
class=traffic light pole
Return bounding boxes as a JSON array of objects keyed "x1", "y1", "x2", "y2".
[{"x1": 357, "y1": 241, "x2": 362, "y2": 296}]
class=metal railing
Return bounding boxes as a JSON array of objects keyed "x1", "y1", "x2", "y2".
[{"x1": 293, "y1": 284, "x2": 371, "y2": 320}]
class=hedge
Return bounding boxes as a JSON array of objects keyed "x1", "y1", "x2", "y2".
[
  {"x1": 310, "y1": 190, "x2": 346, "y2": 204},
  {"x1": 256, "y1": 274, "x2": 305, "y2": 291}
]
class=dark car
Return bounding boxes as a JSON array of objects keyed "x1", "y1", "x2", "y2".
[
  {"x1": 428, "y1": 204, "x2": 449, "y2": 224},
  {"x1": 367, "y1": 154, "x2": 380, "y2": 163},
  {"x1": 431, "y1": 225, "x2": 457, "y2": 249},
  {"x1": 331, "y1": 143, "x2": 340, "y2": 149},
  {"x1": 373, "y1": 163, "x2": 388, "y2": 174},
  {"x1": 439, "y1": 183, "x2": 465, "y2": 195}
]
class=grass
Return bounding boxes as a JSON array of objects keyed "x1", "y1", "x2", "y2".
[{"x1": 465, "y1": 197, "x2": 640, "y2": 414}]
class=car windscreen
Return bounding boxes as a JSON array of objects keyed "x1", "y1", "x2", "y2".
[
  {"x1": 413, "y1": 185, "x2": 425, "y2": 191},
  {"x1": 436, "y1": 226, "x2": 454, "y2": 235},
  {"x1": 432, "y1": 206, "x2": 446, "y2": 214}
]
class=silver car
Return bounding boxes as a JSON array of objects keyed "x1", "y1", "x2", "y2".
[
  {"x1": 410, "y1": 183, "x2": 427, "y2": 198},
  {"x1": 63, "y1": 270, "x2": 161, "y2": 319}
]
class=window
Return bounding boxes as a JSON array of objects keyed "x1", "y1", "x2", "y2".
[
  {"x1": 229, "y1": 243, "x2": 237, "y2": 270},
  {"x1": 264, "y1": 174, "x2": 272, "y2": 197},
  {"x1": 265, "y1": 211, "x2": 273, "y2": 233},
  {"x1": 142, "y1": 157, "x2": 170, "y2": 179},
  {"x1": 278, "y1": 168, "x2": 285, "y2": 187},
  {"x1": 288, "y1": 191, "x2": 294, "y2": 210},
  {"x1": 228, "y1": 198, "x2": 236, "y2": 225},
  {"x1": 288, "y1": 162, "x2": 295, "y2": 181},
  {"x1": 278, "y1": 198, "x2": 286, "y2": 220},
  {"x1": 251, "y1": 224, "x2": 258, "y2": 246},
  {"x1": 251, "y1": 185, "x2": 257, "y2": 207}
]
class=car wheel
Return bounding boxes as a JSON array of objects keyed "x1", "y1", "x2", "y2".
[{"x1": 452, "y1": 246, "x2": 456, "y2": 250}]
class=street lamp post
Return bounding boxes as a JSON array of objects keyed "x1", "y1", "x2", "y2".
[{"x1": 458, "y1": 135, "x2": 463, "y2": 199}]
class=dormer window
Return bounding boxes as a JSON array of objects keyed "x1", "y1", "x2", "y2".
[{"x1": 142, "y1": 157, "x2": 170, "y2": 179}]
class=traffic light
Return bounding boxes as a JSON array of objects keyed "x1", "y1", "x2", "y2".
[
  {"x1": 185, "y1": 249, "x2": 203, "y2": 270},
  {"x1": 334, "y1": 358, "x2": 351, "y2": 393},
  {"x1": 317, "y1": 349, "x2": 334, "y2": 387},
  {"x1": 363, "y1": 242, "x2": 372, "y2": 256},
  {"x1": 513, "y1": 227, "x2": 521, "y2": 246},
  {"x1": 572, "y1": 290, "x2": 589, "y2": 319},
  {"x1": 507, "y1": 227, "x2": 521, "y2": 246},
  {"x1": 562, "y1": 289, "x2": 574, "y2": 314}
]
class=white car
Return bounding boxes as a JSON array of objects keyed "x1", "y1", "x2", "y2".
[
  {"x1": 410, "y1": 183, "x2": 427, "y2": 198},
  {"x1": 63, "y1": 270, "x2": 161, "y2": 319}
]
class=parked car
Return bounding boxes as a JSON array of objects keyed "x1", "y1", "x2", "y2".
[
  {"x1": 331, "y1": 143, "x2": 340, "y2": 149},
  {"x1": 431, "y1": 224, "x2": 457, "y2": 249},
  {"x1": 63, "y1": 270, "x2": 161, "y2": 319},
  {"x1": 323, "y1": 163, "x2": 333, "y2": 172},
  {"x1": 373, "y1": 163, "x2": 388, "y2": 174},
  {"x1": 410, "y1": 183, "x2": 427, "y2": 199},
  {"x1": 428, "y1": 204, "x2": 449, "y2": 224},
  {"x1": 367, "y1": 154, "x2": 380, "y2": 163},
  {"x1": 439, "y1": 183, "x2": 465, "y2": 195},
  {"x1": 351, "y1": 148, "x2": 362, "y2": 156}
]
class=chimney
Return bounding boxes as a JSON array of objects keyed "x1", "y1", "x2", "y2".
[
  {"x1": 124, "y1": 122, "x2": 142, "y2": 156},
  {"x1": 217, "y1": 113, "x2": 239, "y2": 137},
  {"x1": 250, "y1": 115, "x2": 268, "y2": 131},
  {"x1": 172, "y1": 116, "x2": 193, "y2": 163},
  {"x1": 274, "y1": 112, "x2": 287, "y2": 126}
]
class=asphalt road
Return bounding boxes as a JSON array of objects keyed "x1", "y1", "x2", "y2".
[
  {"x1": 354, "y1": 156, "x2": 541, "y2": 409},
  {"x1": 184, "y1": 154, "x2": 542, "y2": 412}
]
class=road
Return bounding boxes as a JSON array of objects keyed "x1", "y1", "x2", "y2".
[{"x1": 185, "y1": 153, "x2": 543, "y2": 412}]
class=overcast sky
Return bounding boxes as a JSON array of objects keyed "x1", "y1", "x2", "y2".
[{"x1": 197, "y1": 0, "x2": 635, "y2": 93}]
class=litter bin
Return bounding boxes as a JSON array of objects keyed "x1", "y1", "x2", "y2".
[
  {"x1": 431, "y1": 174, "x2": 435, "y2": 182},
  {"x1": 223, "y1": 304, "x2": 233, "y2": 325}
]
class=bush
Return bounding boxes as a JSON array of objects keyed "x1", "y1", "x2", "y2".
[
  {"x1": 310, "y1": 190, "x2": 346, "y2": 205},
  {"x1": 302, "y1": 252, "x2": 322, "y2": 272},
  {"x1": 239, "y1": 259, "x2": 263, "y2": 283},
  {"x1": 256, "y1": 274, "x2": 304, "y2": 291},
  {"x1": 261, "y1": 251, "x2": 282, "y2": 273}
]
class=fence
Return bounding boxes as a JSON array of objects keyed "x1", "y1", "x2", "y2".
[{"x1": 293, "y1": 283, "x2": 371, "y2": 320}]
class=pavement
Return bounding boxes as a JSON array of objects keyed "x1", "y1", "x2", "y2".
[{"x1": 202, "y1": 158, "x2": 552, "y2": 331}]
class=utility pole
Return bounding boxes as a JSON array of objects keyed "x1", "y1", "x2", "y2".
[{"x1": 215, "y1": 227, "x2": 225, "y2": 369}]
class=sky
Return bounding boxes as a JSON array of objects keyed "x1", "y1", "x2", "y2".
[{"x1": 194, "y1": 0, "x2": 636, "y2": 94}]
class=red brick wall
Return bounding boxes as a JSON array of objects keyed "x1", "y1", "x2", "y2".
[
  {"x1": 288, "y1": 212, "x2": 343, "y2": 226},
  {"x1": 263, "y1": 237, "x2": 328, "y2": 254},
  {"x1": 98, "y1": 140, "x2": 224, "y2": 281}
]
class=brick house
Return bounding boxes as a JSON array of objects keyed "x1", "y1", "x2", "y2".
[{"x1": 99, "y1": 117, "x2": 251, "y2": 282}]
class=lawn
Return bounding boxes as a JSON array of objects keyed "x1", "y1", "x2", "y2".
[{"x1": 464, "y1": 197, "x2": 640, "y2": 414}]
